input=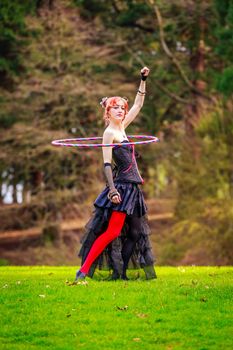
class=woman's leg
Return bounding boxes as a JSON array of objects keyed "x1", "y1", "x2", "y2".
[
  {"x1": 121, "y1": 216, "x2": 141, "y2": 279},
  {"x1": 79, "y1": 211, "x2": 126, "y2": 275},
  {"x1": 122, "y1": 215, "x2": 157, "y2": 280}
]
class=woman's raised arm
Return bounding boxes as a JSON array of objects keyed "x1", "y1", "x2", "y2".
[{"x1": 123, "y1": 67, "x2": 150, "y2": 129}]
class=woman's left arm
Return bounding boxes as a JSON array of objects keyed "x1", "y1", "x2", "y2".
[{"x1": 123, "y1": 66, "x2": 150, "y2": 129}]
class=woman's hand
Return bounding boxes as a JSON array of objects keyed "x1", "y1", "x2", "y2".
[
  {"x1": 108, "y1": 188, "x2": 122, "y2": 204},
  {"x1": 111, "y1": 193, "x2": 122, "y2": 204},
  {"x1": 141, "y1": 66, "x2": 150, "y2": 79}
]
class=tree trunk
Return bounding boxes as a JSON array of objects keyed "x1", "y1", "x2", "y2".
[{"x1": 31, "y1": 170, "x2": 44, "y2": 195}]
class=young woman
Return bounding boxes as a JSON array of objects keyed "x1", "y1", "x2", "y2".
[{"x1": 76, "y1": 67, "x2": 156, "y2": 281}]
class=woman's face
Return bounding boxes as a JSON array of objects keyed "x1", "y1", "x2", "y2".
[{"x1": 109, "y1": 100, "x2": 126, "y2": 122}]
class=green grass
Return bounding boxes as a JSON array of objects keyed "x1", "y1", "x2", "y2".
[{"x1": 0, "y1": 266, "x2": 232, "y2": 350}]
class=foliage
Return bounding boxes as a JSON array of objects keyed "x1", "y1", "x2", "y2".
[
  {"x1": 73, "y1": 0, "x2": 107, "y2": 19},
  {"x1": 0, "y1": 0, "x2": 37, "y2": 85},
  {"x1": 161, "y1": 102, "x2": 233, "y2": 265},
  {"x1": 161, "y1": 199, "x2": 233, "y2": 265},
  {"x1": 0, "y1": 1, "x2": 109, "y2": 205},
  {"x1": 214, "y1": 0, "x2": 233, "y2": 96},
  {"x1": 0, "y1": 113, "x2": 18, "y2": 129},
  {"x1": 217, "y1": 66, "x2": 233, "y2": 96},
  {"x1": 74, "y1": 0, "x2": 152, "y2": 27}
]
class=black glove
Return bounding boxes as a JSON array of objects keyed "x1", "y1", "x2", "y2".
[{"x1": 141, "y1": 72, "x2": 147, "y2": 81}]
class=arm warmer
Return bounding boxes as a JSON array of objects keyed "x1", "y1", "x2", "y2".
[{"x1": 104, "y1": 163, "x2": 115, "y2": 190}]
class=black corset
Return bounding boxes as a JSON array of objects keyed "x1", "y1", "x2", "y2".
[{"x1": 112, "y1": 140, "x2": 144, "y2": 184}]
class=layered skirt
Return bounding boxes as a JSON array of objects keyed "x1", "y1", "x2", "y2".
[{"x1": 78, "y1": 182, "x2": 156, "y2": 279}]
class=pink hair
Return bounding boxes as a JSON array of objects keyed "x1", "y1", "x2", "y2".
[{"x1": 102, "y1": 96, "x2": 128, "y2": 126}]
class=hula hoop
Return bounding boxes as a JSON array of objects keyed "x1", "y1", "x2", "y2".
[{"x1": 51, "y1": 135, "x2": 159, "y2": 148}]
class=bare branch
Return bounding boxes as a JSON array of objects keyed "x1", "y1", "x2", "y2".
[
  {"x1": 147, "y1": 0, "x2": 213, "y2": 102},
  {"x1": 126, "y1": 22, "x2": 154, "y2": 33},
  {"x1": 125, "y1": 46, "x2": 192, "y2": 105},
  {"x1": 154, "y1": 82, "x2": 192, "y2": 105}
]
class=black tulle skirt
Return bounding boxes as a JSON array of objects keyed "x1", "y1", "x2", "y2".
[{"x1": 78, "y1": 182, "x2": 156, "y2": 279}]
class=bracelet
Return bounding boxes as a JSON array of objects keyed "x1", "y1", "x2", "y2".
[
  {"x1": 137, "y1": 89, "x2": 146, "y2": 95},
  {"x1": 109, "y1": 192, "x2": 119, "y2": 200},
  {"x1": 107, "y1": 189, "x2": 120, "y2": 200},
  {"x1": 110, "y1": 193, "x2": 119, "y2": 200}
]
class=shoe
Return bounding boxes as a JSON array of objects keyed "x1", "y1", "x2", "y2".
[
  {"x1": 75, "y1": 270, "x2": 86, "y2": 281},
  {"x1": 110, "y1": 271, "x2": 120, "y2": 280},
  {"x1": 121, "y1": 273, "x2": 129, "y2": 281}
]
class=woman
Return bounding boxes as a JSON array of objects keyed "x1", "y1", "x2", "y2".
[{"x1": 76, "y1": 67, "x2": 156, "y2": 281}]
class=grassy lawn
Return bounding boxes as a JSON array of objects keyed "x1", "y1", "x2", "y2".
[{"x1": 0, "y1": 266, "x2": 232, "y2": 350}]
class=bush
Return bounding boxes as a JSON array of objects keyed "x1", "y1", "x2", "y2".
[{"x1": 161, "y1": 199, "x2": 233, "y2": 265}]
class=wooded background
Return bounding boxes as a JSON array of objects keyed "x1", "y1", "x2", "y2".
[{"x1": 0, "y1": 0, "x2": 232, "y2": 266}]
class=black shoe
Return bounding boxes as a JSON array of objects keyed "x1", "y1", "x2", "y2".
[
  {"x1": 110, "y1": 271, "x2": 120, "y2": 280},
  {"x1": 121, "y1": 273, "x2": 129, "y2": 281},
  {"x1": 75, "y1": 270, "x2": 86, "y2": 281}
]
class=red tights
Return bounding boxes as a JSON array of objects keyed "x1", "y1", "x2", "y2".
[{"x1": 80, "y1": 211, "x2": 126, "y2": 274}]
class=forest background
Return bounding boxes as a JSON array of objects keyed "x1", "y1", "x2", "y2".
[{"x1": 0, "y1": 0, "x2": 232, "y2": 267}]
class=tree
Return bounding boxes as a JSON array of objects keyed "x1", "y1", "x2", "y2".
[{"x1": 0, "y1": 0, "x2": 37, "y2": 87}]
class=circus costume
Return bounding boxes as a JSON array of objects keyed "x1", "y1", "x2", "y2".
[{"x1": 78, "y1": 140, "x2": 156, "y2": 280}]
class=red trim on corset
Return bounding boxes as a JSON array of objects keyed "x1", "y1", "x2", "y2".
[{"x1": 122, "y1": 145, "x2": 144, "y2": 184}]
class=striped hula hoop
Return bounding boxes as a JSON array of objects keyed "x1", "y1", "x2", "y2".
[{"x1": 51, "y1": 135, "x2": 159, "y2": 148}]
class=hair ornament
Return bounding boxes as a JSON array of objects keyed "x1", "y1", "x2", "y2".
[
  {"x1": 122, "y1": 96, "x2": 129, "y2": 102},
  {"x1": 100, "y1": 97, "x2": 108, "y2": 108}
]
